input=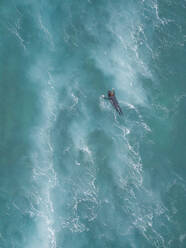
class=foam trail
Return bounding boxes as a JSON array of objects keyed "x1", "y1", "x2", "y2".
[{"x1": 28, "y1": 54, "x2": 58, "y2": 247}]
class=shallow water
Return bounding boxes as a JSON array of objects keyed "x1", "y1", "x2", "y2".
[{"x1": 0, "y1": 0, "x2": 186, "y2": 247}]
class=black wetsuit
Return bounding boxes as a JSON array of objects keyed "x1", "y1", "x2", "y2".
[{"x1": 104, "y1": 91, "x2": 123, "y2": 115}]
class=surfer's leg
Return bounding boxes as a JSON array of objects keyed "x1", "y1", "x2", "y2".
[{"x1": 117, "y1": 105, "x2": 123, "y2": 115}]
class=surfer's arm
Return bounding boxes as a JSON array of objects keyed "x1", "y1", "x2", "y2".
[{"x1": 101, "y1": 95, "x2": 110, "y2": 100}]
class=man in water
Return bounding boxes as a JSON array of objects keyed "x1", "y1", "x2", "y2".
[{"x1": 102, "y1": 89, "x2": 123, "y2": 115}]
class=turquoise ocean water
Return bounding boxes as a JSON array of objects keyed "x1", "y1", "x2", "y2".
[{"x1": 0, "y1": 0, "x2": 186, "y2": 247}]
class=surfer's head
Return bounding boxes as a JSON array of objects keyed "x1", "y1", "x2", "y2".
[{"x1": 108, "y1": 90, "x2": 114, "y2": 97}]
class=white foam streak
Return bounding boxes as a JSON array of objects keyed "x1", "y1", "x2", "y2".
[
  {"x1": 7, "y1": 18, "x2": 26, "y2": 51},
  {"x1": 38, "y1": 15, "x2": 55, "y2": 50},
  {"x1": 29, "y1": 62, "x2": 57, "y2": 248}
]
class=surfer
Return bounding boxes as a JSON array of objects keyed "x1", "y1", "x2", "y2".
[{"x1": 102, "y1": 89, "x2": 123, "y2": 115}]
